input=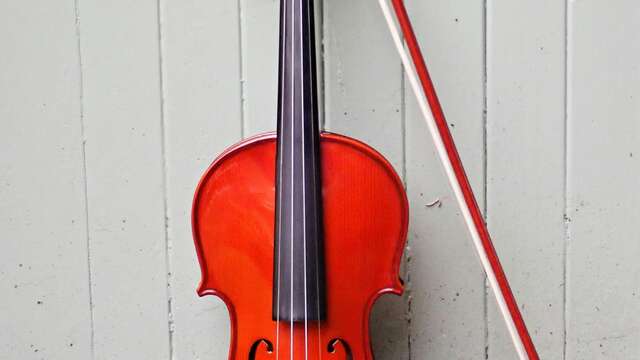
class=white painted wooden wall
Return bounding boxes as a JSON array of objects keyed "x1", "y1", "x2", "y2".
[{"x1": 1, "y1": 0, "x2": 638, "y2": 359}]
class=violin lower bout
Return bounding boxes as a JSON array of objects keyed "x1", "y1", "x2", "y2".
[{"x1": 192, "y1": 132, "x2": 408, "y2": 359}]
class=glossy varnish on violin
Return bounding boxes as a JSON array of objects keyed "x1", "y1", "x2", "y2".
[
  {"x1": 193, "y1": 133, "x2": 407, "y2": 359},
  {"x1": 192, "y1": 0, "x2": 408, "y2": 358}
]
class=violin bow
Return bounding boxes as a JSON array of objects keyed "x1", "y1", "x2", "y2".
[{"x1": 376, "y1": 0, "x2": 540, "y2": 359}]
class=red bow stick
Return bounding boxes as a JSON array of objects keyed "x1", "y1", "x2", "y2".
[{"x1": 377, "y1": 0, "x2": 540, "y2": 359}]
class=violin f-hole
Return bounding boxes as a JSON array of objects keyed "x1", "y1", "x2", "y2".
[
  {"x1": 327, "y1": 338, "x2": 353, "y2": 360},
  {"x1": 249, "y1": 339, "x2": 273, "y2": 359}
]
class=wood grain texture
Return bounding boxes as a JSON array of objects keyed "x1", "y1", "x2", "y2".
[
  {"x1": 486, "y1": 1, "x2": 566, "y2": 359},
  {"x1": 404, "y1": 1, "x2": 486, "y2": 358},
  {"x1": 567, "y1": 1, "x2": 640, "y2": 358},
  {"x1": 77, "y1": 0, "x2": 170, "y2": 358},
  {"x1": 323, "y1": 0, "x2": 407, "y2": 358},
  {"x1": 193, "y1": 133, "x2": 408, "y2": 360},
  {"x1": 160, "y1": 0, "x2": 243, "y2": 358},
  {"x1": 0, "y1": 1, "x2": 91, "y2": 358}
]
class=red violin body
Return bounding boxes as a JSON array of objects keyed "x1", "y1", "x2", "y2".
[
  {"x1": 190, "y1": 0, "x2": 541, "y2": 357},
  {"x1": 192, "y1": 132, "x2": 408, "y2": 359}
]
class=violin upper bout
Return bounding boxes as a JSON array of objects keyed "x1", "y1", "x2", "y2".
[
  {"x1": 318, "y1": 132, "x2": 409, "y2": 358},
  {"x1": 191, "y1": 132, "x2": 278, "y2": 295},
  {"x1": 320, "y1": 131, "x2": 408, "y2": 293},
  {"x1": 191, "y1": 132, "x2": 408, "y2": 360}
]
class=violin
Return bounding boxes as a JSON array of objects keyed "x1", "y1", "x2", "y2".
[
  {"x1": 192, "y1": 0, "x2": 407, "y2": 358},
  {"x1": 193, "y1": 0, "x2": 541, "y2": 358}
]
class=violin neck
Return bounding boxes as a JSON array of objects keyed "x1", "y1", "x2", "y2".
[{"x1": 273, "y1": 0, "x2": 326, "y2": 322}]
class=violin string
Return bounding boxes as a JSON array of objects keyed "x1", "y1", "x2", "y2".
[
  {"x1": 290, "y1": 0, "x2": 295, "y2": 356},
  {"x1": 306, "y1": 0, "x2": 322, "y2": 357},
  {"x1": 300, "y1": 0, "x2": 310, "y2": 358},
  {"x1": 276, "y1": 0, "x2": 289, "y2": 358},
  {"x1": 376, "y1": 0, "x2": 531, "y2": 359}
]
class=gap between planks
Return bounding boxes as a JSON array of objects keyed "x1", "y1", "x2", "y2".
[
  {"x1": 73, "y1": 0, "x2": 96, "y2": 358},
  {"x1": 155, "y1": 0, "x2": 175, "y2": 359}
]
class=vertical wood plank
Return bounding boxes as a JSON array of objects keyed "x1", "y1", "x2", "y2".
[
  {"x1": 240, "y1": 0, "x2": 323, "y2": 135},
  {"x1": 567, "y1": 1, "x2": 640, "y2": 358},
  {"x1": 324, "y1": 1, "x2": 407, "y2": 358},
  {"x1": 161, "y1": 0, "x2": 242, "y2": 358},
  {"x1": 77, "y1": 1, "x2": 170, "y2": 358},
  {"x1": 0, "y1": 1, "x2": 92, "y2": 358},
  {"x1": 324, "y1": 0, "x2": 403, "y2": 170},
  {"x1": 241, "y1": 0, "x2": 280, "y2": 134},
  {"x1": 241, "y1": 0, "x2": 323, "y2": 135},
  {"x1": 404, "y1": 1, "x2": 486, "y2": 358},
  {"x1": 486, "y1": 1, "x2": 566, "y2": 359}
]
